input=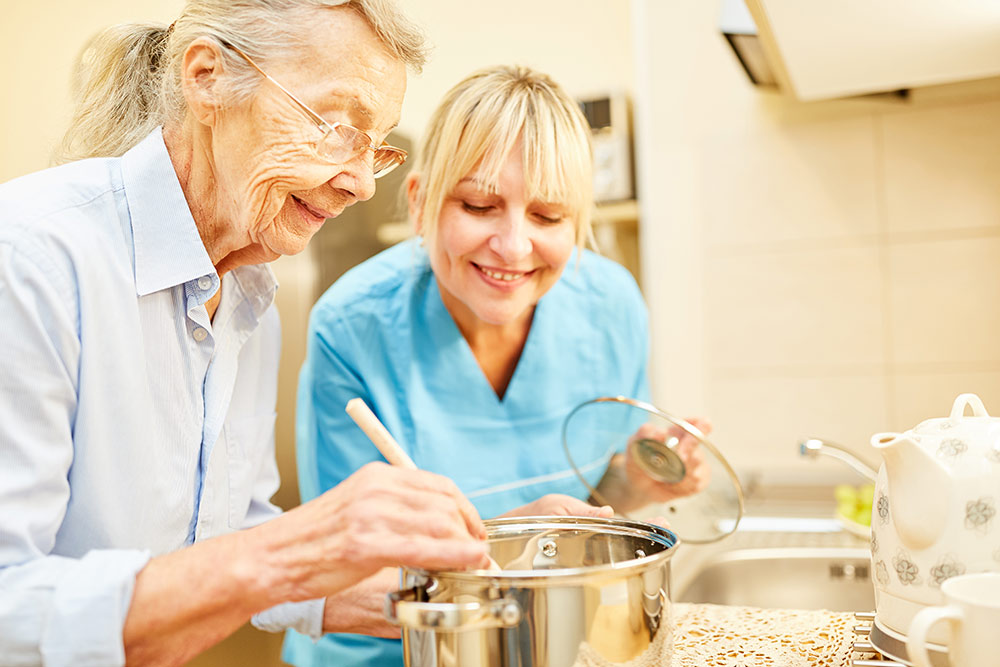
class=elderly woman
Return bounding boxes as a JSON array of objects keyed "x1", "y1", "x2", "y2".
[
  {"x1": 288, "y1": 64, "x2": 709, "y2": 667},
  {"x1": 0, "y1": 2, "x2": 494, "y2": 666}
]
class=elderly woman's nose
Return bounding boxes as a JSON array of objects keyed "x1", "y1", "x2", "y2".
[
  {"x1": 488, "y1": 214, "x2": 532, "y2": 260},
  {"x1": 333, "y1": 159, "x2": 377, "y2": 202}
]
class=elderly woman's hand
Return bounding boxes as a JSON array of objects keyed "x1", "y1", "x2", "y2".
[
  {"x1": 245, "y1": 462, "x2": 490, "y2": 604},
  {"x1": 497, "y1": 494, "x2": 614, "y2": 519}
]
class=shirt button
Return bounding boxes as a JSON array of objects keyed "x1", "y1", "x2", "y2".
[
  {"x1": 192, "y1": 327, "x2": 208, "y2": 342},
  {"x1": 197, "y1": 276, "x2": 213, "y2": 291}
]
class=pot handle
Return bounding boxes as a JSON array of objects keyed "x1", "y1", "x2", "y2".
[{"x1": 385, "y1": 586, "x2": 522, "y2": 631}]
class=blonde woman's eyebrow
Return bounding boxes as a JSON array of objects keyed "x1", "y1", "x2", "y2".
[{"x1": 456, "y1": 176, "x2": 497, "y2": 189}]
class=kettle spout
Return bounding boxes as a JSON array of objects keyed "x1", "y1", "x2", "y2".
[{"x1": 871, "y1": 432, "x2": 950, "y2": 551}]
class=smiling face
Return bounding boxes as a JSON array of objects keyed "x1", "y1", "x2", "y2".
[
  {"x1": 417, "y1": 144, "x2": 577, "y2": 332},
  {"x1": 206, "y1": 7, "x2": 406, "y2": 262}
]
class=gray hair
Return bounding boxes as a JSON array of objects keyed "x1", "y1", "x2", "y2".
[{"x1": 57, "y1": 0, "x2": 426, "y2": 163}]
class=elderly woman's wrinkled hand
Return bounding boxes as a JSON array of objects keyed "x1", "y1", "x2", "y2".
[
  {"x1": 251, "y1": 461, "x2": 490, "y2": 603},
  {"x1": 623, "y1": 418, "x2": 713, "y2": 503}
]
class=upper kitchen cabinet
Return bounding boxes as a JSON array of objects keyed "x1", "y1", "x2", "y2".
[{"x1": 731, "y1": 0, "x2": 1000, "y2": 101}]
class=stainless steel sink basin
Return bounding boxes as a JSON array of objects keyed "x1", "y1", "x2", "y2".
[{"x1": 675, "y1": 546, "x2": 875, "y2": 611}]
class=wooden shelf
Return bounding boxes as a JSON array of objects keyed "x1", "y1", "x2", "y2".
[{"x1": 595, "y1": 199, "x2": 639, "y2": 227}]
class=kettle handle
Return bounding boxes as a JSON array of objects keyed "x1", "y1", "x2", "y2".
[
  {"x1": 385, "y1": 586, "x2": 522, "y2": 631},
  {"x1": 950, "y1": 393, "x2": 989, "y2": 420}
]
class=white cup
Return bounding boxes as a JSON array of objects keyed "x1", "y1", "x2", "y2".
[{"x1": 906, "y1": 572, "x2": 1000, "y2": 667}]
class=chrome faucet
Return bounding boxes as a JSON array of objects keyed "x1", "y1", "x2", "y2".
[{"x1": 799, "y1": 438, "x2": 878, "y2": 482}]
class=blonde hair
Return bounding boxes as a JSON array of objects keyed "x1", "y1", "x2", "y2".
[
  {"x1": 57, "y1": 0, "x2": 426, "y2": 163},
  {"x1": 409, "y1": 65, "x2": 595, "y2": 249}
]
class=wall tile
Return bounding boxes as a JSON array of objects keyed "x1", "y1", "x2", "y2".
[
  {"x1": 881, "y1": 100, "x2": 1000, "y2": 234},
  {"x1": 708, "y1": 374, "x2": 888, "y2": 475},
  {"x1": 890, "y1": 370, "x2": 1000, "y2": 431},
  {"x1": 887, "y1": 236, "x2": 1000, "y2": 365},
  {"x1": 705, "y1": 246, "x2": 885, "y2": 369},
  {"x1": 699, "y1": 117, "x2": 880, "y2": 247}
]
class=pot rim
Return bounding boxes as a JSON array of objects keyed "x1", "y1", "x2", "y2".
[{"x1": 403, "y1": 515, "x2": 679, "y2": 584}]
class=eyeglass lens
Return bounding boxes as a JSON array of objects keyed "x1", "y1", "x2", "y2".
[{"x1": 317, "y1": 125, "x2": 405, "y2": 178}]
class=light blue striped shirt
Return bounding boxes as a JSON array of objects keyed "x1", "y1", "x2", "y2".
[{"x1": 0, "y1": 129, "x2": 320, "y2": 666}]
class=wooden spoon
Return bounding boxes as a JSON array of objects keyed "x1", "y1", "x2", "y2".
[{"x1": 345, "y1": 398, "x2": 502, "y2": 572}]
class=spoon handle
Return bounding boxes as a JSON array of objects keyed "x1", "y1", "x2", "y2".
[
  {"x1": 345, "y1": 397, "x2": 502, "y2": 572},
  {"x1": 346, "y1": 398, "x2": 417, "y2": 469}
]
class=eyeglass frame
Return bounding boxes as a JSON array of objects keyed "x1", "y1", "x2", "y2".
[{"x1": 220, "y1": 40, "x2": 407, "y2": 179}]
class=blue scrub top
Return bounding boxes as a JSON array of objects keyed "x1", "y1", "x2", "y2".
[{"x1": 284, "y1": 240, "x2": 650, "y2": 667}]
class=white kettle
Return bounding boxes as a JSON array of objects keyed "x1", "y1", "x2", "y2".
[{"x1": 870, "y1": 393, "x2": 1000, "y2": 644}]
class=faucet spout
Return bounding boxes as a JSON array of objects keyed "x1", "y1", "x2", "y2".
[{"x1": 799, "y1": 438, "x2": 878, "y2": 482}]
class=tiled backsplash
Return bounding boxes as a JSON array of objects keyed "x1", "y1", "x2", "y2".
[{"x1": 635, "y1": 1, "x2": 1000, "y2": 477}]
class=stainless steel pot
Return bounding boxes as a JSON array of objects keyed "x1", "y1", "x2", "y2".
[{"x1": 386, "y1": 516, "x2": 679, "y2": 667}]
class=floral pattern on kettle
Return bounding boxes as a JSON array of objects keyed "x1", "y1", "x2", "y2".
[
  {"x1": 929, "y1": 554, "x2": 966, "y2": 587},
  {"x1": 988, "y1": 446, "x2": 1000, "y2": 464},
  {"x1": 892, "y1": 551, "x2": 921, "y2": 586},
  {"x1": 874, "y1": 560, "x2": 889, "y2": 587},
  {"x1": 877, "y1": 493, "x2": 890, "y2": 525},
  {"x1": 937, "y1": 438, "x2": 968, "y2": 460},
  {"x1": 965, "y1": 497, "x2": 996, "y2": 534}
]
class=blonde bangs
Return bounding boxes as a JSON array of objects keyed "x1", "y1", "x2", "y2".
[
  {"x1": 519, "y1": 99, "x2": 593, "y2": 246},
  {"x1": 413, "y1": 65, "x2": 595, "y2": 248}
]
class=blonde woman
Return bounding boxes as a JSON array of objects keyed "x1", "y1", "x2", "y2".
[
  {"x1": 0, "y1": 2, "x2": 495, "y2": 665},
  {"x1": 289, "y1": 64, "x2": 708, "y2": 667}
]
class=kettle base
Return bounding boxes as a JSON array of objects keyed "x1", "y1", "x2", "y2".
[{"x1": 871, "y1": 617, "x2": 949, "y2": 667}]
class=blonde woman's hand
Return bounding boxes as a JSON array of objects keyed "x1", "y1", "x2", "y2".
[
  {"x1": 497, "y1": 494, "x2": 614, "y2": 519},
  {"x1": 322, "y1": 567, "x2": 403, "y2": 637},
  {"x1": 623, "y1": 418, "x2": 713, "y2": 503}
]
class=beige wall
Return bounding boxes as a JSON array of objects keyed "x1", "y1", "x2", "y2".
[
  {"x1": 0, "y1": 1, "x2": 183, "y2": 182},
  {"x1": 633, "y1": 0, "x2": 1000, "y2": 483},
  {"x1": 395, "y1": 0, "x2": 635, "y2": 141}
]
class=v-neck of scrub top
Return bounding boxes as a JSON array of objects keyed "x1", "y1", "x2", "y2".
[{"x1": 419, "y1": 275, "x2": 546, "y2": 412}]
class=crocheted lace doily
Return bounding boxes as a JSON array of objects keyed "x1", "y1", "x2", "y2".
[
  {"x1": 671, "y1": 603, "x2": 873, "y2": 667},
  {"x1": 572, "y1": 602, "x2": 875, "y2": 667}
]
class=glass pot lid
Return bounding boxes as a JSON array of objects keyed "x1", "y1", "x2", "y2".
[{"x1": 561, "y1": 396, "x2": 745, "y2": 543}]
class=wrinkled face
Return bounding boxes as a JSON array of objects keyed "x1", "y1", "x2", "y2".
[
  {"x1": 210, "y1": 8, "x2": 406, "y2": 259},
  {"x1": 421, "y1": 146, "x2": 577, "y2": 330}
]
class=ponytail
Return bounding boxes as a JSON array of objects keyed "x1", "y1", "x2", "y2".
[{"x1": 56, "y1": 23, "x2": 170, "y2": 163}]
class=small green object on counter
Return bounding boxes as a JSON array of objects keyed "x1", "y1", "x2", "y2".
[{"x1": 834, "y1": 483, "x2": 874, "y2": 527}]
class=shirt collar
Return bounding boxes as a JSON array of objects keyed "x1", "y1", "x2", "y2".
[
  {"x1": 232, "y1": 262, "x2": 279, "y2": 322},
  {"x1": 121, "y1": 127, "x2": 217, "y2": 297}
]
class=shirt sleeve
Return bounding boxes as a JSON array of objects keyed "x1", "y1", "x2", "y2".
[
  {"x1": 0, "y1": 241, "x2": 152, "y2": 666},
  {"x1": 250, "y1": 597, "x2": 325, "y2": 638}
]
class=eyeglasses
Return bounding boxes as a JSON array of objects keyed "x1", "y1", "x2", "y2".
[{"x1": 222, "y1": 41, "x2": 407, "y2": 179}]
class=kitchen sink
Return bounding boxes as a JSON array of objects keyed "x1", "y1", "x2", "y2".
[
  {"x1": 675, "y1": 546, "x2": 874, "y2": 611},
  {"x1": 669, "y1": 502, "x2": 876, "y2": 612}
]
